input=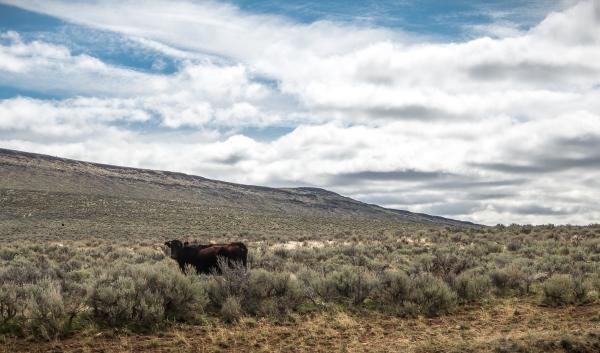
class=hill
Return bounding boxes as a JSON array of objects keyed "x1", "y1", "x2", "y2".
[{"x1": 0, "y1": 148, "x2": 475, "y2": 241}]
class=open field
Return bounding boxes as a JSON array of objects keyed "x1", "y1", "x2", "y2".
[
  {"x1": 1, "y1": 222, "x2": 600, "y2": 352},
  {"x1": 1, "y1": 149, "x2": 600, "y2": 352}
]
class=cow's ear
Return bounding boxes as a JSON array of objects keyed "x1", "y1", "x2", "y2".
[{"x1": 164, "y1": 241, "x2": 171, "y2": 248}]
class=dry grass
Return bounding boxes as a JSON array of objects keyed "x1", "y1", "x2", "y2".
[{"x1": 2, "y1": 300, "x2": 599, "y2": 353}]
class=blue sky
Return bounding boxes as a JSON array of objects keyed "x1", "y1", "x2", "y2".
[
  {"x1": 0, "y1": 4, "x2": 182, "y2": 81},
  {"x1": 0, "y1": 0, "x2": 558, "y2": 82},
  {"x1": 1, "y1": 0, "x2": 599, "y2": 225},
  {"x1": 233, "y1": 0, "x2": 550, "y2": 35}
]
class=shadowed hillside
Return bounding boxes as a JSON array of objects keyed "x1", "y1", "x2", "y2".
[{"x1": 0, "y1": 148, "x2": 475, "y2": 241}]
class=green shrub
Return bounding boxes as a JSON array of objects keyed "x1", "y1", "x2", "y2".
[
  {"x1": 295, "y1": 268, "x2": 323, "y2": 303},
  {"x1": 584, "y1": 275, "x2": 600, "y2": 302},
  {"x1": 25, "y1": 279, "x2": 66, "y2": 340},
  {"x1": 506, "y1": 239, "x2": 522, "y2": 252},
  {"x1": 320, "y1": 266, "x2": 376, "y2": 304},
  {"x1": 542, "y1": 274, "x2": 576, "y2": 306},
  {"x1": 0, "y1": 283, "x2": 22, "y2": 325},
  {"x1": 220, "y1": 296, "x2": 243, "y2": 323},
  {"x1": 2, "y1": 223, "x2": 600, "y2": 335},
  {"x1": 376, "y1": 270, "x2": 410, "y2": 305},
  {"x1": 88, "y1": 262, "x2": 208, "y2": 329},
  {"x1": 410, "y1": 274, "x2": 457, "y2": 317},
  {"x1": 453, "y1": 271, "x2": 491, "y2": 303},
  {"x1": 245, "y1": 270, "x2": 304, "y2": 315},
  {"x1": 490, "y1": 266, "x2": 528, "y2": 296},
  {"x1": 205, "y1": 261, "x2": 250, "y2": 308}
]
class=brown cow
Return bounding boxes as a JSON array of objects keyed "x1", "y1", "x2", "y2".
[{"x1": 164, "y1": 240, "x2": 247, "y2": 274}]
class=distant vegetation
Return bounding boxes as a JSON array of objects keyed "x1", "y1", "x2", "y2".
[{"x1": 1, "y1": 224, "x2": 599, "y2": 340}]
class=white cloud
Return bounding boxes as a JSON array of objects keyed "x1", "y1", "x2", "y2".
[
  {"x1": 0, "y1": 96, "x2": 151, "y2": 137},
  {"x1": 0, "y1": 31, "x2": 168, "y2": 96},
  {"x1": 0, "y1": 32, "x2": 293, "y2": 128},
  {"x1": 1, "y1": 0, "x2": 600, "y2": 225}
]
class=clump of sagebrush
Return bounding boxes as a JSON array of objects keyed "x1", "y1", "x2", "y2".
[
  {"x1": 24, "y1": 279, "x2": 66, "y2": 340},
  {"x1": 245, "y1": 269, "x2": 304, "y2": 315},
  {"x1": 0, "y1": 279, "x2": 74, "y2": 340},
  {"x1": 453, "y1": 270, "x2": 491, "y2": 304},
  {"x1": 413, "y1": 251, "x2": 474, "y2": 284},
  {"x1": 88, "y1": 261, "x2": 208, "y2": 329},
  {"x1": 0, "y1": 283, "x2": 21, "y2": 327},
  {"x1": 541, "y1": 274, "x2": 591, "y2": 306},
  {"x1": 375, "y1": 270, "x2": 410, "y2": 306},
  {"x1": 220, "y1": 296, "x2": 243, "y2": 323},
  {"x1": 409, "y1": 273, "x2": 457, "y2": 317},
  {"x1": 489, "y1": 266, "x2": 528, "y2": 296},
  {"x1": 316, "y1": 265, "x2": 377, "y2": 305},
  {"x1": 206, "y1": 260, "x2": 305, "y2": 319},
  {"x1": 204, "y1": 260, "x2": 250, "y2": 309}
]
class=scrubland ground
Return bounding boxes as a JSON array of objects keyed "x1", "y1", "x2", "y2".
[
  {"x1": 1, "y1": 191, "x2": 600, "y2": 352},
  {"x1": 2, "y1": 300, "x2": 600, "y2": 353}
]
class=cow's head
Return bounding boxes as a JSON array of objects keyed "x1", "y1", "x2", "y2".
[{"x1": 164, "y1": 239, "x2": 184, "y2": 258}]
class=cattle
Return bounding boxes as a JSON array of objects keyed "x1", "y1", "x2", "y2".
[{"x1": 164, "y1": 240, "x2": 248, "y2": 274}]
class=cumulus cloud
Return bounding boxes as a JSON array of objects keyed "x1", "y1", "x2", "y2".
[
  {"x1": 0, "y1": 32, "x2": 296, "y2": 129},
  {"x1": 1, "y1": 0, "x2": 600, "y2": 225}
]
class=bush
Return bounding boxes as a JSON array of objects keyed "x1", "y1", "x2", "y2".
[
  {"x1": 506, "y1": 239, "x2": 522, "y2": 252},
  {"x1": 542, "y1": 274, "x2": 581, "y2": 306},
  {"x1": 88, "y1": 262, "x2": 208, "y2": 329},
  {"x1": 490, "y1": 266, "x2": 528, "y2": 296},
  {"x1": 453, "y1": 271, "x2": 491, "y2": 303},
  {"x1": 205, "y1": 261, "x2": 249, "y2": 308},
  {"x1": 0, "y1": 283, "x2": 22, "y2": 326},
  {"x1": 1, "y1": 280, "x2": 80, "y2": 339},
  {"x1": 245, "y1": 270, "x2": 304, "y2": 315},
  {"x1": 319, "y1": 266, "x2": 376, "y2": 304},
  {"x1": 220, "y1": 296, "x2": 243, "y2": 323},
  {"x1": 206, "y1": 265, "x2": 305, "y2": 318},
  {"x1": 376, "y1": 270, "x2": 410, "y2": 305},
  {"x1": 584, "y1": 275, "x2": 600, "y2": 302},
  {"x1": 25, "y1": 279, "x2": 66, "y2": 340},
  {"x1": 295, "y1": 268, "x2": 323, "y2": 304},
  {"x1": 410, "y1": 274, "x2": 457, "y2": 317}
]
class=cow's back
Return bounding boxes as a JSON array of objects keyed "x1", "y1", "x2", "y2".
[{"x1": 176, "y1": 242, "x2": 248, "y2": 273}]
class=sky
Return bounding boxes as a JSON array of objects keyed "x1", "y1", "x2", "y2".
[{"x1": 1, "y1": 0, "x2": 599, "y2": 225}]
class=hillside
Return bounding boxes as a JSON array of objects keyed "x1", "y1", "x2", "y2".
[{"x1": 0, "y1": 148, "x2": 475, "y2": 240}]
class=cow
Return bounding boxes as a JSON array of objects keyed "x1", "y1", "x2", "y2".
[{"x1": 164, "y1": 240, "x2": 248, "y2": 274}]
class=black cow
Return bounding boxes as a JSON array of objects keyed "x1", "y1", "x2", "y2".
[{"x1": 164, "y1": 240, "x2": 248, "y2": 274}]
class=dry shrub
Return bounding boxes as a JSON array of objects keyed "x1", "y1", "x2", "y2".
[
  {"x1": 88, "y1": 261, "x2": 208, "y2": 329},
  {"x1": 541, "y1": 274, "x2": 590, "y2": 306},
  {"x1": 490, "y1": 266, "x2": 528, "y2": 296},
  {"x1": 376, "y1": 270, "x2": 410, "y2": 305},
  {"x1": 245, "y1": 269, "x2": 304, "y2": 315},
  {"x1": 453, "y1": 271, "x2": 491, "y2": 303},
  {"x1": 24, "y1": 279, "x2": 65, "y2": 340},
  {"x1": 220, "y1": 296, "x2": 242, "y2": 323},
  {"x1": 410, "y1": 274, "x2": 457, "y2": 317},
  {"x1": 319, "y1": 266, "x2": 377, "y2": 304}
]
